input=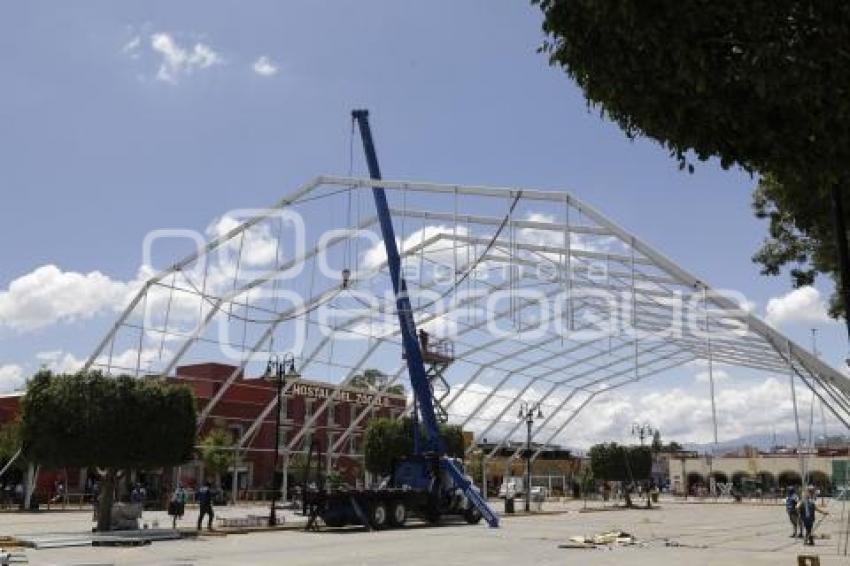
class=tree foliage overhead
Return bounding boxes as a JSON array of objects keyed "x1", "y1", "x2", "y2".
[
  {"x1": 363, "y1": 417, "x2": 465, "y2": 476},
  {"x1": 20, "y1": 370, "x2": 197, "y2": 469},
  {"x1": 753, "y1": 174, "x2": 845, "y2": 315},
  {"x1": 535, "y1": 0, "x2": 850, "y2": 315}
]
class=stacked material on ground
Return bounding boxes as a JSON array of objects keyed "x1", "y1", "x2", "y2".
[
  {"x1": 559, "y1": 531, "x2": 638, "y2": 549},
  {"x1": 15, "y1": 529, "x2": 181, "y2": 550}
]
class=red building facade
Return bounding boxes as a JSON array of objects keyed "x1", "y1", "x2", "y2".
[
  {"x1": 170, "y1": 362, "x2": 407, "y2": 493},
  {"x1": 0, "y1": 363, "x2": 407, "y2": 498}
]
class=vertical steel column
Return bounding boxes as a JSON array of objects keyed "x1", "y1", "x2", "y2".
[{"x1": 787, "y1": 340, "x2": 806, "y2": 484}]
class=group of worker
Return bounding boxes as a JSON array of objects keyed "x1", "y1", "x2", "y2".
[
  {"x1": 167, "y1": 481, "x2": 216, "y2": 531},
  {"x1": 785, "y1": 485, "x2": 829, "y2": 545}
]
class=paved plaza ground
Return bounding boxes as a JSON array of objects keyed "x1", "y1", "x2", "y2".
[{"x1": 2, "y1": 498, "x2": 849, "y2": 565}]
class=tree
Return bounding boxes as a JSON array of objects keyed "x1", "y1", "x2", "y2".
[
  {"x1": 650, "y1": 430, "x2": 682, "y2": 453},
  {"x1": 535, "y1": 0, "x2": 850, "y2": 329},
  {"x1": 350, "y1": 369, "x2": 405, "y2": 396},
  {"x1": 198, "y1": 428, "x2": 235, "y2": 491},
  {"x1": 752, "y1": 174, "x2": 846, "y2": 315},
  {"x1": 363, "y1": 417, "x2": 466, "y2": 476},
  {"x1": 0, "y1": 419, "x2": 23, "y2": 468},
  {"x1": 588, "y1": 443, "x2": 651, "y2": 507},
  {"x1": 19, "y1": 370, "x2": 196, "y2": 531},
  {"x1": 364, "y1": 418, "x2": 412, "y2": 476}
]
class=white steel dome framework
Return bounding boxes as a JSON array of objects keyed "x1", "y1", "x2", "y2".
[{"x1": 83, "y1": 175, "x2": 850, "y2": 469}]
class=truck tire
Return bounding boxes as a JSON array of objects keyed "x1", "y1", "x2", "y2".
[
  {"x1": 388, "y1": 500, "x2": 407, "y2": 527},
  {"x1": 369, "y1": 501, "x2": 388, "y2": 529},
  {"x1": 464, "y1": 507, "x2": 482, "y2": 525}
]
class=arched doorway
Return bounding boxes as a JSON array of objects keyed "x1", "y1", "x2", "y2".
[
  {"x1": 710, "y1": 471, "x2": 729, "y2": 485},
  {"x1": 687, "y1": 472, "x2": 705, "y2": 494},
  {"x1": 731, "y1": 471, "x2": 752, "y2": 489},
  {"x1": 757, "y1": 471, "x2": 777, "y2": 496}
]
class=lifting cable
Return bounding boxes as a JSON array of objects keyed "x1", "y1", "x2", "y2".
[{"x1": 354, "y1": 190, "x2": 524, "y2": 317}]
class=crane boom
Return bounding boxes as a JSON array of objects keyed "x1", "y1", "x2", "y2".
[
  {"x1": 351, "y1": 109, "x2": 499, "y2": 527},
  {"x1": 351, "y1": 109, "x2": 444, "y2": 454}
]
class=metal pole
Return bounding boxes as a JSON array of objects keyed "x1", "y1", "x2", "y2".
[
  {"x1": 525, "y1": 415, "x2": 532, "y2": 513},
  {"x1": 269, "y1": 365, "x2": 283, "y2": 526},
  {"x1": 282, "y1": 452, "x2": 290, "y2": 508},
  {"x1": 231, "y1": 449, "x2": 239, "y2": 505},
  {"x1": 481, "y1": 454, "x2": 487, "y2": 498},
  {"x1": 787, "y1": 341, "x2": 806, "y2": 486}
]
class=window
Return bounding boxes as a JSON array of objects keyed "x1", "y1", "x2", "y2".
[
  {"x1": 228, "y1": 424, "x2": 243, "y2": 443},
  {"x1": 327, "y1": 432, "x2": 337, "y2": 453},
  {"x1": 349, "y1": 434, "x2": 358, "y2": 455},
  {"x1": 305, "y1": 399, "x2": 314, "y2": 419},
  {"x1": 327, "y1": 402, "x2": 336, "y2": 426}
]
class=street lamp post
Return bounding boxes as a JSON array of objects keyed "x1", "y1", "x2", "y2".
[
  {"x1": 631, "y1": 422, "x2": 655, "y2": 502},
  {"x1": 266, "y1": 352, "x2": 297, "y2": 527},
  {"x1": 518, "y1": 401, "x2": 543, "y2": 513},
  {"x1": 631, "y1": 422, "x2": 655, "y2": 446}
]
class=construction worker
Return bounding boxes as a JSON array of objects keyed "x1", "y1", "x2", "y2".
[
  {"x1": 196, "y1": 481, "x2": 215, "y2": 531},
  {"x1": 798, "y1": 486, "x2": 828, "y2": 545},
  {"x1": 785, "y1": 487, "x2": 801, "y2": 538}
]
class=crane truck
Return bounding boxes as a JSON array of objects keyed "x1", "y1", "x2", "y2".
[{"x1": 300, "y1": 110, "x2": 499, "y2": 529}]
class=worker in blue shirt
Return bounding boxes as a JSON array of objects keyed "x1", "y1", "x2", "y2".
[
  {"x1": 785, "y1": 487, "x2": 800, "y2": 538},
  {"x1": 798, "y1": 486, "x2": 828, "y2": 545},
  {"x1": 196, "y1": 481, "x2": 215, "y2": 531}
]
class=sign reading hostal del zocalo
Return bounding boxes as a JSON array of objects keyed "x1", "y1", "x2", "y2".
[{"x1": 288, "y1": 379, "x2": 405, "y2": 408}]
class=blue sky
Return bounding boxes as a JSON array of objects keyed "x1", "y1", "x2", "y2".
[{"x1": 0, "y1": 1, "x2": 844, "y2": 444}]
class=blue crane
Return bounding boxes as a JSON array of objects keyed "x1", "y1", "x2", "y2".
[{"x1": 352, "y1": 109, "x2": 499, "y2": 528}]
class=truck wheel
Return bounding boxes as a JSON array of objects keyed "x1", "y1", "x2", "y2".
[
  {"x1": 464, "y1": 508, "x2": 482, "y2": 525},
  {"x1": 369, "y1": 502, "x2": 388, "y2": 529},
  {"x1": 389, "y1": 501, "x2": 407, "y2": 527}
]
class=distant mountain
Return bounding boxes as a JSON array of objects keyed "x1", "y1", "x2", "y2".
[{"x1": 684, "y1": 432, "x2": 831, "y2": 453}]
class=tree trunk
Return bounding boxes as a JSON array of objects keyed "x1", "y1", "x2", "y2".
[
  {"x1": 96, "y1": 469, "x2": 116, "y2": 532},
  {"x1": 830, "y1": 182, "x2": 850, "y2": 343},
  {"x1": 623, "y1": 484, "x2": 633, "y2": 508}
]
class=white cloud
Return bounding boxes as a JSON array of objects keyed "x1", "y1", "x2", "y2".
[
  {"x1": 150, "y1": 33, "x2": 223, "y2": 83},
  {"x1": 694, "y1": 369, "x2": 730, "y2": 384},
  {"x1": 252, "y1": 56, "x2": 278, "y2": 77},
  {"x1": 0, "y1": 364, "x2": 25, "y2": 393},
  {"x1": 36, "y1": 347, "x2": 171, "y2": 376},
  {"x1": 122, "y1": 36, "x2": 142, "y2": 58},
  {"x1": 0, "y1": 265, "x2": 140, "y2": 332},
  {"x1": 363, "y1": 224, "x2": 471, "y2": 271},
  {"x1": 443, "y1": 367, "x2": 815, "y2": 449},
  {"x1": 206, "y1": 214, "x2": 279, "y2": 268},
  {"x1": 36, "y1": 350, "x2": 84, "y2": 374},
  {"x1": 564, "y1": 376, "x2": 799, "y2": 447},
  {"x1": 764, "y1": 286, "x2": 830, "y2": 326}
]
